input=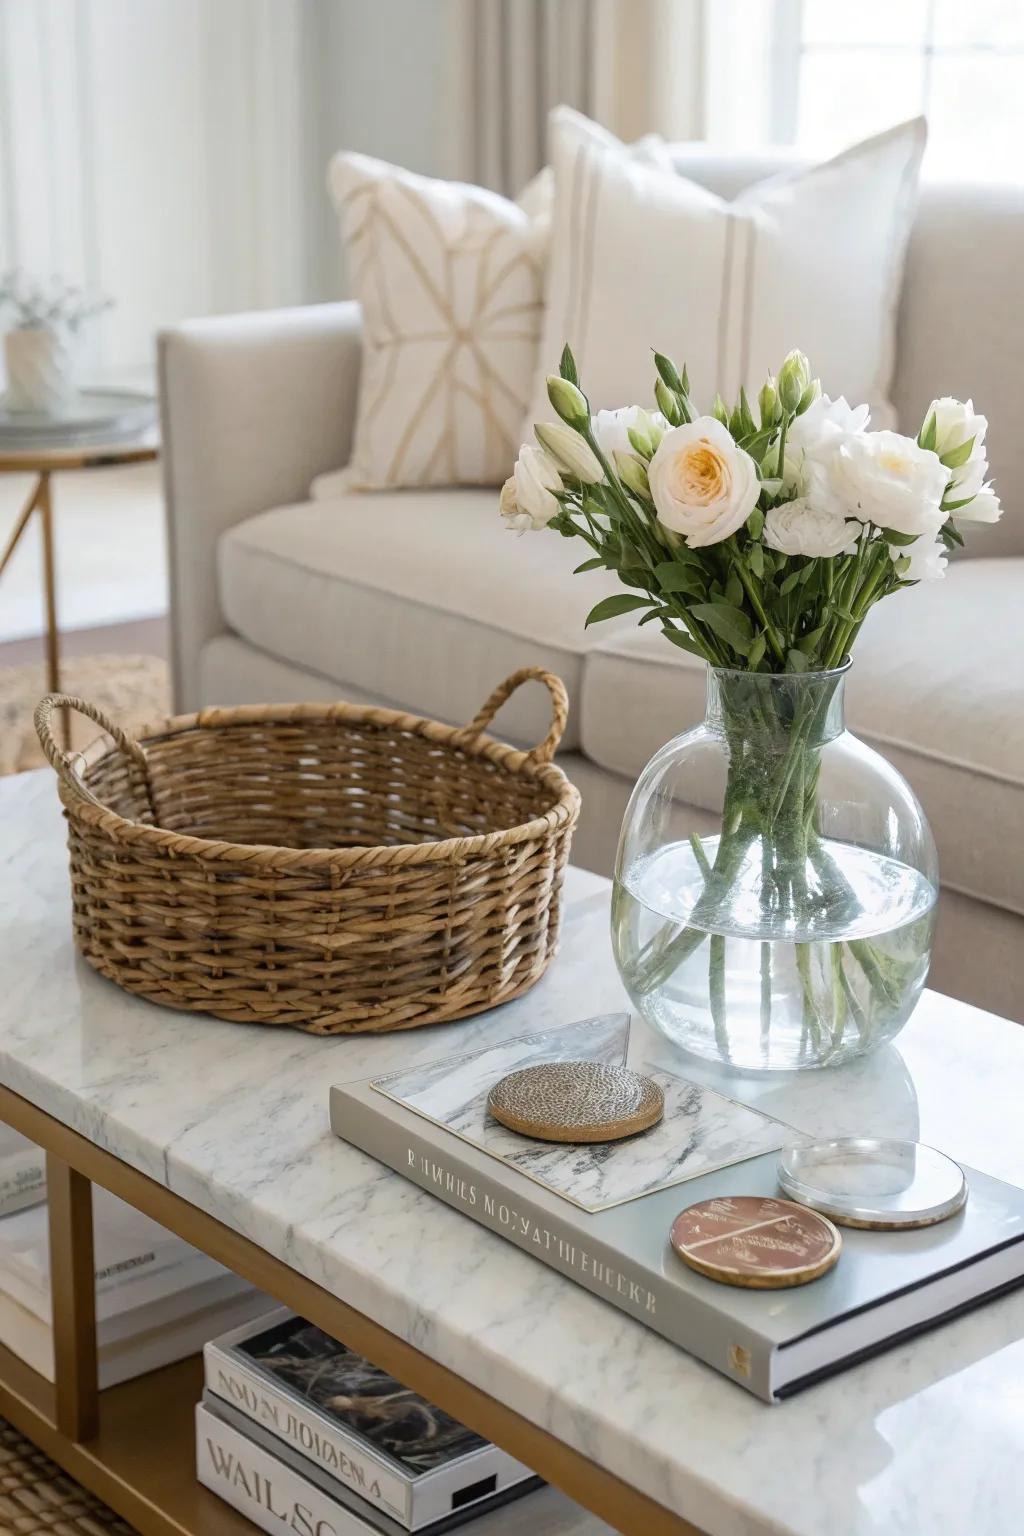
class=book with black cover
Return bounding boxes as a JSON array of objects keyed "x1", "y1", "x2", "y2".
[
  {"x1": 329, "y1": 1015, "x2": 1024, "y2": 1402},
  {"x1": 205, "y1": 1309, "x2": 535, "y2": 1530}
]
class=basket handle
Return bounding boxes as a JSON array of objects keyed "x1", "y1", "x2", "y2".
[
  {"x1": 34, "y1": 694, "x2": 152, "y2": 812},
  {"x1": 460, "y1": 668, "x2": 569, "y2": 765}
]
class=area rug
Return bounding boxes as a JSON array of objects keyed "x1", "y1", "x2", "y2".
[
  {"x1": 0, "y1": 655, "x2": 169, "y2": 777},
  {"x1": 0, "y1": 1417, "x2": 135, "y2": 1536}
]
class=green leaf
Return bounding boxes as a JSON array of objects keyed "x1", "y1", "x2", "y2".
[
  {"x1": 559, "y1": 344, "x2": 579, "y2": 386},
  {"x1": 880, "y1": 528, "x2": 919, "y2": 546},
  {"x1": 786, "y1": 648, "x2": 810, "y2": 673},
  {"x1": 940, "y1": 435, "x2": 975, "y2": 470},
  {"x1": 638, "y1": 605, "x2": 667, "y2": 626},
  {"x1": 941, "y1": 493, "x2": 976, "y2": 513},
  {"x1": 747, "y1": 633, "x2": 767, "y2": 668},
  {"x1": 738, "y1": 386, "x2": 757, "y2": 439},
  {"x1": 725, "y1": 571, "x2": 744, "y2": 607},
  {"x1": 584, "y1": 594, "x2": 652, "y2": 626},
  {"x1": 746, "y1": 508, "x2": 764, "y2": 540},
  {"x1": 747, "y1": 542, "x2": 764, "y2": 578},
  {"x1": 690, "y1": 602, "x2": 753, "y2": 655},
  {"x1": 798, "y1": 625, "x2": 826, "y2": 654},
  {"x1": 573, "y1": 557, "x2": 605, "y2": 574},
  {"x1": 918, "y1": 410, "x2": 937, "y2": 452},
  {"x1": 661, "y1": 625, "x2": 704, "y2": 656},
  {"x1": 653, "y1": 560, "x2": 704, "y2": 595},
  {"x1": 780, "y1": 570, "x2": 801, "y2": 595}
]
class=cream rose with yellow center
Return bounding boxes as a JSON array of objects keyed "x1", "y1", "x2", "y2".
[{"x1": 647, "y1": 416, "x2": 760, "y2": 547}]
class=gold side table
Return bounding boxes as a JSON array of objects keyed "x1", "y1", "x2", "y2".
[{"x1": 0, "y1": 433, "x2": 159, "y2": 748}]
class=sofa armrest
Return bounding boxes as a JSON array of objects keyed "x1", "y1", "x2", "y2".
[{"x1": 159, "y1": 302, "x2": 362, "y2": 710}]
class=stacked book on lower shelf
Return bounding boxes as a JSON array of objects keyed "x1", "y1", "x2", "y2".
[
  {"x1": 0, "y1": 1128, "x2": 277, "y2": 1385},
  {"x1": 198, "y1": 1309, "x2": 543, "y2": 1536}
]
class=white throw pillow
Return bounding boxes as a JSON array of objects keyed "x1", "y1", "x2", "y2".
[
  {"x1": 527, "y1": 109, "x2": 927, "y2": 433},
  {"x1": 329, "y1": 153, "x2": 548, "y2": 489}
]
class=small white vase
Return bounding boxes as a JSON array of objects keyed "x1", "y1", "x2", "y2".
[{"x1": 3, "y1": 326, "x2": 78, "y2": 414}]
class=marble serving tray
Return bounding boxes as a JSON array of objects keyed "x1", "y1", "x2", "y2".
[{"x1": 371, "y1": 1014, "x2": 796, "y2": 1213}]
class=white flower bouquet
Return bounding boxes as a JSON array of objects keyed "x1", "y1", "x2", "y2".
[{"x1": 500, "y1": 346, "x2": 1001, "y2": 1066}]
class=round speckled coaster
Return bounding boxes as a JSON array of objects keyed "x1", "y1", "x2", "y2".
[
  {"x1": 670, "y1": 1195, "x2": 842, "y2": 1289},
  {"x1": 487, "y1": 1060, "x2": 664, "y2": 1143}
]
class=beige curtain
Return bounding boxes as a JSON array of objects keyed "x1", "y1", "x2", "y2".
[{"x1": 444, "y1": 0, "x2": 706, "y2": 196}]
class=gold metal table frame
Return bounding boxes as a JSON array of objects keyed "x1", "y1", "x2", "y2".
[
  {"x1": 0, "y1": 439, "x2": 159, "y2": 748},
  {"x1": 0, "y1": 1083, "x2": 701, "y2": 1536}
]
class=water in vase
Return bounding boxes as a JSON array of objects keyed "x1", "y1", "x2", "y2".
[{"x1": 612, "y1": 835, "x2": 937, "y2": 1072}]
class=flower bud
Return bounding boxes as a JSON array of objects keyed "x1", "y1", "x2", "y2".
[
  {"x1": 534, "y1": 421, "x2": 603, "y2": 483},
  {"x1": 797, "y1": 378, "x2": 821, "y2": 415},
  {"x1": 654, "y1": 378, "x2": 682, "y2": 426},
  {"x1": 778, "y1": 350, "x2": 811, "y2": 414},
  {"x1": 758, "y1": 375, "x2": 779, "y2": 427},
  {"x1": 711, "y1": 393, "x2": 730, "y2": 427},
  {"x1": 546, "y1": 375, "x2": 589, "y2": 429},
  {"x1": 614, "y1": 450, "x2": 651, "y2": 500}
]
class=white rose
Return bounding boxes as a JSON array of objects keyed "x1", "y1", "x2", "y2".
[
  {"x1": 593, "y1": 405, "x2": 668, "y2": 461},
  {"x1": 787, "y1": 393, "x2": 871, "y2": 455},
  {"x1": 830, "y1": 430, "x2": 947, "y2": 537},
  {"x1": 784, "y1": 394, "x2": 870, "y2": 514},
  {"x1": 499, "y1": 445, "x2": 562, "y2": 532},
  {"x1": 764, "y1": 498, "x2": 861, "y2": 558},
  {"x1": 956, "y1": 484, "x2": 1002, "y2": 523},
  {"x1": 894, "y1": 533, "x2": 947, "y2": 582},
  {"x1": 647, "y1": 417, "x2": 760, "y2": 547}
]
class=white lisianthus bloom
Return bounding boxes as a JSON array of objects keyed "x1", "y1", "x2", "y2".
[
  {"x1": 533, "y1": 421, "x2": 603, "y2": 483},
  {"x1": 956, "y1": 484, "x2": 1002, "y2": 523},
  {"x1": 499, "y1": 445, "x2": 563, "y2": 533},
  {"x1": 648, "y1": 417, "x2": 760, "y2": 547},
  {"x1": 784, "y1": 394, "x2": 871, "y2": 512},
  {"x1": 830, "y1": 430, "x2": 947, "y2": 537},
  {"x1": 764, "y1": 498, "x2": 861, "y2": 558},
  {"x1": 928, "y1": 396, "x2": 989, "y2": 499},
  {"x1": 592, "y1": 405, "x2": 668, "y2": 461},
  {"x1": 894, "y1": 533, "x2": 948, "y2": 582}
]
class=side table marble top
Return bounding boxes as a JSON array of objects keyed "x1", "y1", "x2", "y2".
[{"x1": 1, "y1": 767, "x2": 1023, "y2": 1536}]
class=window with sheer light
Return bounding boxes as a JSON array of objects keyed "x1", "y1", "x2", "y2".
[{"x1": 794, "y1": 0, "x2": 1024, "y2": 179}]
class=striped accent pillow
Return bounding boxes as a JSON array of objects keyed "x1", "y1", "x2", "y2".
[{"x1": 526, "y1": 109, "x2": 926, "y2": 436}]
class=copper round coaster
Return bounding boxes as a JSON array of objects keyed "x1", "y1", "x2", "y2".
[
  {"x1": 671, "y1": 1196, "x2": 841, "y2": 1289},
  {"x1": 487, "y1": 1061, "x2": 664, "y2": 1143}
]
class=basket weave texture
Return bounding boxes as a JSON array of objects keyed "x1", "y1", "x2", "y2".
[{"x1": 35, "y1": 669, "x2": 580, "y2": 1035}]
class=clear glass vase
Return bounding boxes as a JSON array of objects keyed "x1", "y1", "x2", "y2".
[{"x1": 611, "y1": 665, "x2": 938, "y2": 1072}]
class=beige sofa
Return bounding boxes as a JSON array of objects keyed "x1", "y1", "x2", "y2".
[{"x1": 160, "y1": 149, "x2": 1024, "y2": 1022}]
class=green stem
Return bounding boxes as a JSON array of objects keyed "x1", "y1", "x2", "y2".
[{"x1": 732, "y1": 551, "x2": 786, "y2": 664}]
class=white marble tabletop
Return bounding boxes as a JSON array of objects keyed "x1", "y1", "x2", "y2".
[{"x1": 2, "y1": 767, "x2": 1023, "y2": 1536}]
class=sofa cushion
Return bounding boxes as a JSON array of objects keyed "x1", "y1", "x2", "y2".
[
  {"x1": 218, "y1": 489, "x2": 624, "y2": 751},
  {"x1": 581, "y1": 558, "x2": 1024, "y2": 915}
]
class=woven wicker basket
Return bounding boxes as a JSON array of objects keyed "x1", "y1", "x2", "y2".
[{"x1": 35, "y1": 668, "x2": 580, "y2": 1035}]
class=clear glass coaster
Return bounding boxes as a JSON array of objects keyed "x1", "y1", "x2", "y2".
[{"x1": 778, "y1": 1137, "x2": 968, "y2": 1229}]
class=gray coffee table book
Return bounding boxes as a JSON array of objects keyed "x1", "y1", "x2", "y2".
[
  {"x1": 329, "y1": 1014, "x2": 1024, "y2": 1403},
  {"x1": 203, "y1": 1309, "x2": 537, "y2": 1531}
]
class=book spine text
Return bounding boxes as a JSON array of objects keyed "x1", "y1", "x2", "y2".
[
  {"x1": 196, "y1": 1404, "x2": 378, "y2": 1536},
  {"x1": 331, "y1": 1089, "x2": 771, "y2": 1399},
  {"x1": 205, "y1": 1351, "x2": 408, "y2": 1523}
]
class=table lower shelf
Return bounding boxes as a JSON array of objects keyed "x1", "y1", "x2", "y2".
[
  {"x1": 0, "y1": 1345, "x2": 252, "y2": 1536},
  {"x1": 0, "y1": 1344, "x2": 608, "y2": 1536}
]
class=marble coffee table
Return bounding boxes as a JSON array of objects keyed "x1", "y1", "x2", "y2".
[{"x1": 1, "y1": 765, "x2": 1022, "y2": 1536}]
